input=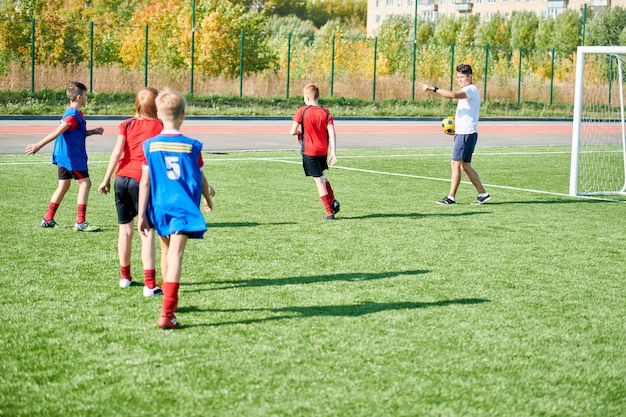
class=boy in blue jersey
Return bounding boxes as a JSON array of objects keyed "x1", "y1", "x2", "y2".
[
  {"x1": 25, "y1": 81, "x2": 104, "y2": 231},
  {"x1": 137, "y1": 88, "x2": 214, "y2": 330}
]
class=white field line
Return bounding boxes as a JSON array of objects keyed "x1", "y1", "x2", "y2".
[{"x1": 2, "y1": 152, "x2": 624, "y2": 202}]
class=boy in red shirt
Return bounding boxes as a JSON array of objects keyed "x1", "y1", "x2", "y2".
[{"x1": 290, "y1": 84, "x2": 340, "y2": 220}]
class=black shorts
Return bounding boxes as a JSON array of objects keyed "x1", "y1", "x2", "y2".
[
  {"x1": 302, "y1": 155, "x2": 328, "y2": 177},
  {"x1": 58, "y1": 166, "x2": 89, "y2": 180},
  {"x1": 114, "y1": 176, "x2": 141, "y2": 225},
  {"x1": 452, "y1": 133, "x2": 478, "y2": 163}
]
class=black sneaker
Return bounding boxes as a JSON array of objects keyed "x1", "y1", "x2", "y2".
[
  {"x1": 332, "y1": 199, "x2": 340, "y2": 214},
  {"x1": 436, "y1": 197, "x2": 456, "y2": 205},
  {"x1": 472, "y1": 194, "x2": 491, "y2": 205}
]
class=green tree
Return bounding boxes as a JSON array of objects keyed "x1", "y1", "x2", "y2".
[
  {"x1": 456, "y1": 14, "x2": 480, "y2": 47},
  {"x1": 476, "y1": 12, "x2": 510, "y2": 47},
  {"x1": 509, "y1": 11, "x2": 538, "y2": 50},
  {"x1": 535, "y1": 17, "x2": 554, "y2": 50},
  {"x1": 415, "y1": 18, "x2": 433, "y2": 44},
  {"x1": 586, "y1": 7, "x2": 626, "y2": 46},
  {"x1": 196, "y1": 0, "x2": 273, "y2": 76},
  {"x1": 376, "y1": 15, "x2": 412, "y2": 75},
  {"x1": 552, "y1": 10, "x2": 581, "y2": 52},
  {"x1": 433, "y1": 15, "x2": 459, "y2": 46}
]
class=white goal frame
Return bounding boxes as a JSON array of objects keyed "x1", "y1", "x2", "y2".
[{"x1": 570, "y1": 46, "x2": 626, "y2": 196}]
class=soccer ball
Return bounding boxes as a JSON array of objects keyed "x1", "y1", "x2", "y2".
[{"x1": 441, "y1": 116, "x2": 455, "y2": 134}]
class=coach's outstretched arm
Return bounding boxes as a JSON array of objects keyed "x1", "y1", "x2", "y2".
[{"x1": 420, "y1": 83, "x2": 468, "y2": 100}]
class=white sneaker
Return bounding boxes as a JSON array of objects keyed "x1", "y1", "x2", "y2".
[
  {"x1": 119, "y1": 278, "x2": 132, "y2": 288},
  {"x1": 143, "y1": 286, "x2": 163, "y2": 297}
]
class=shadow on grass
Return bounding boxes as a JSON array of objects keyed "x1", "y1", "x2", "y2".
[
  {"x1": 338, "y1": 211, "x2": 488, "y2": 220},
  {"x1": 208, "y1": 221, "x2": 297, "y2": 228},
  {"x1": 179, "y1": 298, "x2": 490, "y2": 327},
  {"x1": 183, "y1": 269, "x2": 429, "y2": 291}
]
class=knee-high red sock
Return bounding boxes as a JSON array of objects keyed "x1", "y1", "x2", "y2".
[
  {"x1": 162, "y1": 282, "x2": 180, "y2": 317},
  {"x1": 77, "y1": 204, "x2": 87, "y2": 224},
  {"x1": 44, "y1": 202, "x2": 60, "y2": 222},
  {"x1": 325, "y1": 181, "x2": 335, "y2": 201},
  {"x1": 144, "y1": 269, "x2": 157, "y2": 289},
  {"x1": 320, "y1": 195, "x2": 333, "y2": 215}
]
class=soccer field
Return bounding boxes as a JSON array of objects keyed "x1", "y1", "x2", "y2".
[{"x1": 1, "y1": 147, "x2": 625, "y2": 417}]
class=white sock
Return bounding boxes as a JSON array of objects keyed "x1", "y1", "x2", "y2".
[
  {"x1": 448, "y1": 195, "x2": 456, "y2": 201},
  {"x1": 478, "y1": 193, "x2": 489, "y2": 197}
]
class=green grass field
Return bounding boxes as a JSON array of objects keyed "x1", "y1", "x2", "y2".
[{"x1": 1, "y1": 146, "x2": 625, "y2": 417}]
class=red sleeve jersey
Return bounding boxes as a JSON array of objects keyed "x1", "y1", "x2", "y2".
[
  {"x1": 292, "y1": 105, "x2": 334, "y2": 157},
  {"x1": 116, "y1": 117, "x2": 163, "y2": 181}
]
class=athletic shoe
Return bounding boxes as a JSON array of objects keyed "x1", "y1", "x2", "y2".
[
  {"x1": 158, "y1": 314, "x2": 180, "y2": 330},
  {"x1": 143, "y1": 286, "x2": 163, "y2": 297},
  {"x1": 74, "y1": 221, "x2": 101, "y2": 232},
  {"x1": 324, "y1": 214, "x2": 335, "y2": 220},
  {"x1": 472, "y1": 194, "x2": 491, "y2": 205},
  {"x1": 119, "y1": 278, "x2": 132, "y2": 288},
  {"x1": 436, "y1": 197, "x2": 456, "y2": 205},
  {"x1": 332, "y1": 199, "x2": 340, "y2": 214},
  {"x1": 41, "y1": 219, "x2": 57, "y2": 228}
]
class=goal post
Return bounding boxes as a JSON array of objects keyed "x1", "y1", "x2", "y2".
[{"x1": 570, "y1": 46, "x2": 626, "y2": 196}]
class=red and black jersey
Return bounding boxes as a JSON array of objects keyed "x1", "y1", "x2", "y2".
[{"x1": 292, "y1": 105, "x2": 334, "y2": 157}]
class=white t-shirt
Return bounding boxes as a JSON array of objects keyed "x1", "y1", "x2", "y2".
[{"x1": 455, "y1": 84, "x2": 480, "y2": 134}]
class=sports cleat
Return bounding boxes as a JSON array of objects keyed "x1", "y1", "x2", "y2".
[
  {"x1": 324, "y1": 214, "x2": 335, "y2": 220},
  {"x1": 332, "y1": 199, "x2": 340, "y2": 214},
  {"x1": 119, "y1": 278, "x2": 132, "y2": 288},
  {"x1": 158, "y1": 314, "x2": 180, "y2": 330},
  {"x1": 472, "y1": 194, "x2": 491, "y2": 205},
  {"x1": 436, "y1": 196, "x2": 456, "y2": 205},
  {"x1": 143, "y1": 286, "x2": 163, "y2": 297},
  {"x1": 74, "y1": 221, "x2": 101, "y2": 232},
  {"x1": 41, "y1": 219, "x2": 57, "y2": 228}
]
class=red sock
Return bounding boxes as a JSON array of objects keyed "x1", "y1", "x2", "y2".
[
  {"x1": 144, "y1": 269, "x2": 157, "y2": 289},
  {"x1": 77, "y1": 204, "x2": 87, "y2": 224},
  {"x1": 320, "y1": 195, "x2": 333, "y2": 215},
  {"x1": 325, "y1": 181, "x2": 335, "y2": 201},
  {"x1": 162, "y1": 282, "x2": 180, "y2": 316},
  {"x1": 44, "y1": 202, "x2": 60, "y2": 222},
  {"x1": 120, "y1": 265, "x2": 131, "y2": 280}
]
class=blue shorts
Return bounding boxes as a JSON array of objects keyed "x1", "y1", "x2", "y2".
[{"x1": 452, "y1": 133, "x2": 478, "y2": 163}]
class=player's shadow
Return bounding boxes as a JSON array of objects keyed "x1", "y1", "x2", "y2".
[
  {"x1": 339, "y1": 211, "x2": 488, "y2": 220},
  {"x1": 208, "y1": 221, "x2": 297, "y2": 228},
  {"x1": 183, "y1": 269, "x2": 429, "y2": 291},
  {"x1": 179, "y1": 298, "x2": 490, "y2": 327}
]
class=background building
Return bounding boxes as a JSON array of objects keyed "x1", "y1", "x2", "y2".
[{"x1": 366, "y1": 0, "x2": 625, "y2": 35}]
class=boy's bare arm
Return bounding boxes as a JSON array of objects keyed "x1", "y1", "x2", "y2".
[
  {"x1": 327, "y1": 124, "x2": 337, "y2": 165},
  {"x1": 25, "y1": 123, "x2": 70, "y2": 155},
  {"x1": 201, "y1": 173, "x2": 214, "y2": 212},
  {"x1": 87, "y1": 127, "x2": 104, "y2": 136},
  {"x1": 137, "y1": 168, "x2": 152, "y2": 236}
]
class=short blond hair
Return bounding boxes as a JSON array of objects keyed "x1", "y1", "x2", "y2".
[
  {"x1": 303, "y1": 84, "x2": 320, "y2": 101},
  {"x1": 155, "y1": 88, "x2": 186, "y2": 122}
]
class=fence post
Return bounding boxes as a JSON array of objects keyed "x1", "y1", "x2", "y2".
[
  {"x1": 372, "y1": 37, "x2": 377, "y2": 102},
  {"x1": 483, "y1": 43, "x2": 489, "y2": 103},
  {"x1": 190, "y1": 0, "x2": 196, "y2": 96},
  {"x1": 411, "y1": 0, "x2": 418, "y2": 101},
  {"x1": 89, "y1": 22, "x2": 94, "y2": 93},
  {"x1": 330, "y1": 34, "x2": 335, "y2": 97},
  {"x1": 239, "y1": 29, "x2": 244, "y2": 98},
  {"x1": 30, "y1": 18, "x2": 35, "y2": 93},
  {"x1": 517, "y1": 46, "x2": 522, "y2": 105},
  {"x1": 449, "y1": 42, "x2": 455, "y2": 90},
  {"x1": 144, "y1": 24, "x2": 149, "y2": 87},
  {"x1": 286, "y1": 32, "x2": 291, "y2": 99},
  {"x1": 549, "y1": 48, "x2": 555, "y2": 106}
]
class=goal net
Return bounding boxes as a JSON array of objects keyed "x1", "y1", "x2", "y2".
[{"x1": 570, "y1": 46, "x2": 626, "y2": 196}]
